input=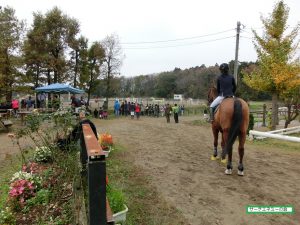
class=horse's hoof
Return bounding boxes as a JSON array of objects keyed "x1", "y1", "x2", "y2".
[
  {"x1": 238, "y1": 170, "x2": 244, "y2": 176},
  {"x1": 225, "y1": 169, "x2": 232, "y2": 175},
  {"x1": 221, "y1": 158, "x2": 227, "y2": 164},
  {"x1": 211, "y1": 155, "x2": 217, "y2": 160}
]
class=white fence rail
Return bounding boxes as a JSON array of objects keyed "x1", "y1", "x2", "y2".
[{"x1": 249, "y1": 126, "x2": 300, "y2": 143}]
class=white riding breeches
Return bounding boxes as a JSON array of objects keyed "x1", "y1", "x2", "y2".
[{"x1": 210, "y1": 96, "x2": 224, "y2": 108}]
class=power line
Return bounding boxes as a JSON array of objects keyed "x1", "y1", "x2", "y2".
[
  {"x1": 240, "y1": 36, "x2": 253, "y2": 40},
  {"x1": 243, "y1": 26, "x2": 264, "y2": 31},
  {"x1": 121, "y1": 28, "x2": 235, "y2": 45},
  {"x1": 123, "y1": 36, "x2": 235, "y2": 50},
  {"x1": 241, "y1": 29, "x2": 253, "y2": 35}
]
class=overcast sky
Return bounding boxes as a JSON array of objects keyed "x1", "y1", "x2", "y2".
[{"x1": 2, "y1": 0, "x2": 300, "y2": 77}]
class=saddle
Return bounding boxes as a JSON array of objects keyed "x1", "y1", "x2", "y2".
[{"x1": 212, "y1": 96, "x2": 235, "y2": 117}]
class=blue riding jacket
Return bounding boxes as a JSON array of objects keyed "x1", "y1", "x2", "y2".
[{"x1": 217, "y1": 73, "x2": 236, "y2": 97}]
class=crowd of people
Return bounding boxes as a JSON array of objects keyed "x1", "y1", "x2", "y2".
[
  {"x1": 0, "y1": 93, "x2": 80, "y2": 115},
  {"x1": 0, "y1": 96, "x2": 34, "y2": 117},
  {"x1": 92, "y1": 99, "x2": 185, "y2": 123},
  {"x1": 112, "y1": 100, "x2": 185, "y2": 118},
  {"x1": 1, "y1": 92, "x2": 186, "y2": 124}
]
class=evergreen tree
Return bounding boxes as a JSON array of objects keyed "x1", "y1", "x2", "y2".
[
  {"x1": 24, "y1": 7, "x2": 80, "y2": 85},
  {"x1": 0, "y1": 6, "x2": 25, "y2": 101},
  {"x1": 86, "y1": 42, "x2": 105, "y2": 104}
]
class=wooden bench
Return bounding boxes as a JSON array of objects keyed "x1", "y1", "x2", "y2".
[
  {"x1": 0, "y1": 119, "x2": 13, "y2": 130},
  {"x1": 0, "y1": 109, "x2": 10, "y2": 119},
  {"x1": 0, "y1": 112, "x2": 13, "y2": 130}
]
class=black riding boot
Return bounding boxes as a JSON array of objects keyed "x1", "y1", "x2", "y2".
[{"x1": 209, "y1": 107, "x2": 214, "y2": 122}]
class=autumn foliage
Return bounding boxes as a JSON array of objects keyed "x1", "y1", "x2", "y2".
[
  {"x1": 243, "y1": 1, "x2": 300, "y2": 97},
  {"x1": 243, "y1": 1, "x2": 300, "y2": 129}
]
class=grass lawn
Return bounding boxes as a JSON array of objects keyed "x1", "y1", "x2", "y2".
[
  {"x1": 249, "y1": 136, "x2": 300, "y2": 152},
  {"x1": 248, "y1": 101, "x2": 271, "y2": 111}
]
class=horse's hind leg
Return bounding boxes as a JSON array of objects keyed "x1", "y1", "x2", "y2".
[
  {"x1": 221, "y1": 132, "x2": 225, "y2": 159},
  {"x1": 225, "y1": 146, "x2": 233, "y2": 175},
  {"x1": 211, "y1": 128, "x2": 219, "y2": 160},
  {"x1": 220, "y1": 128, "x2": 229, "y2": 164},
  {"x1": 237, "y1": 133, "x2": 246, "y2": 176}
]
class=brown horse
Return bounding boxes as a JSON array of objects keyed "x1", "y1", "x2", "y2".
[{"x1": 207, "y1": 86, "x2": 249, "y2": 175}]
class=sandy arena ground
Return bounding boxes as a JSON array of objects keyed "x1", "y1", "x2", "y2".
[{"x1": 95, "y1": 116, "x2": 300, "y2": 225}]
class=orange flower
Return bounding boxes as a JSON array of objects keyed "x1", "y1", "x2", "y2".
[{"x1": 100, "y1": 133, "x2": 113, "y2": 145}]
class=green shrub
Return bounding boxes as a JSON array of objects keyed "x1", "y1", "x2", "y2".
[
  {"x1": 25, "y1": 113, "x2": 45, "y2": 132},
  {"x1": 107, "y1": 184, "x2": 126, "y2": 213},
  {"x1": 247, "y1": 113, "x2": 254, "y2": 134},
  {"x1": 22, "y1": 189, "x2": 51, "y2": 213}
]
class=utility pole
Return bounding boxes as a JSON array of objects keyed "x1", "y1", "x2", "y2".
[{"x1": 234, "y1": 21, "x2": 241, "y2": 86}]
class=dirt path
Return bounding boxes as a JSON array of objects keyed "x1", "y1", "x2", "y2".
[
  {"x1": 94, "y1": 116, "x2": 300, "y2": 225},
  {"x1": 0, "y1": 132, "x2": 33, "y2": 161}
]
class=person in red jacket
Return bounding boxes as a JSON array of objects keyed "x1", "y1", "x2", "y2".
[
  {"x1": 135, "y1": 103, "x2": 141, "y2": 119},
  {"x1": 12, "y1": 99, "x2": 19, "y2": 115}
]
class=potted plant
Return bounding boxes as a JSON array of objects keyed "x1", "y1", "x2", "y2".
[
  {"x1": 106, "y1": 184, "x2": 128, "y2": 223},
  {"x1": 98, "y1": 133, "x2": 114, "y2": 157}
]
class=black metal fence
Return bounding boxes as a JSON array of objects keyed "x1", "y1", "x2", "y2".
[{"x1": 80, "y1": 123, "x2": 114, "y2": 225}]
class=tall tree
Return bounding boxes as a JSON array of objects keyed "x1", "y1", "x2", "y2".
[
  {"x1": 0, "y1": 6, "x2": 25, "y2": 101},
  {"x1": 101, "y1": 34, "x2": 123, "y2": 101},
  {"x1": 155, "y1": 72, "x2": 177, "y2": 98},
  {"x1": 25, "y1": 7, "x2": 80, "y2": 85},
  {"x1": 23, "y1": 12, "x2": 48, "y2": 88},
  {"x1": 68, "y1": 36, "x2": 88, "y2": 88},
  {"x1": 244, "y1": 1, "x2": 300, "y2": 129},
  {"x1": 47, "y1": 7, "x2": 80, "y2": 83},
  {"x1": 240, "y1": 63, "x2": 271, "y2": 100},
  {"x1": 86, "y1": 42, "x2": 105, "y2": 104}
]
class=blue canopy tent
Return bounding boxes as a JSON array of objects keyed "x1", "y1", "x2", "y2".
[
  {"x1": 35, "y1": 83, "x2": 84, "y2": 94},
  {"x1": 35, "y1": 83, "x2": 84, "y2": 110}
]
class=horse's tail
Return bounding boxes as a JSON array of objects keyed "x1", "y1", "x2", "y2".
[{"x1": 226, "y1": 98, "x2": 243, "y2": 152}]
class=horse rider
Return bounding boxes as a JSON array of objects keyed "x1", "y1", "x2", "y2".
[{"x1": 209, "y1": 63, "x2": 236, "y2": 122}]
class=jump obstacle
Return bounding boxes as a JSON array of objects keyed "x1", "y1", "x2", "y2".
[{"x1": 249, "y1": 126, "x2": 300, "y2": 143}]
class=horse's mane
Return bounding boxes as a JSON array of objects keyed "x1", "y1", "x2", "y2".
[{"x1": 207, "y1": 86, "x2": 218, "y2": 104}]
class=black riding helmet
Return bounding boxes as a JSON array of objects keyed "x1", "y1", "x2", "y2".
[{"x1": 219, "y1": 63, "x2": 229, "y2": 74}]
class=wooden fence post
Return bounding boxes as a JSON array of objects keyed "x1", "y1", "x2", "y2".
[{"x1": 262, "y1": 104, "x2": 266, "y2": 127}]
